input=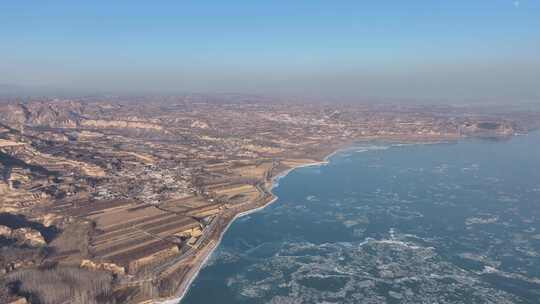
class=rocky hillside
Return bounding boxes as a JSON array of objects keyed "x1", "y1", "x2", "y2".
[
  {"x1": 0, "y1": 101, "x2": 83, "y2": 128},
  {"x1": 0, "y1": 101, "x2": 163, "y2": 131}
]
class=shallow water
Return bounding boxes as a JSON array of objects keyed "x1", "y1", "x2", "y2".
[{"x1": 182, "y1": 133, "x2": 540, "y2": 304}]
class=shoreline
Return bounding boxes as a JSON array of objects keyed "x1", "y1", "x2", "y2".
[
  {"x1": 152, "y1": 152, "x2": 336, "y2": 304},
  {"x1": 150, "y1": 138, "x2": 453, "y2": 304},
  {"x1": 147, "y1": 135, "x2": 473, "y2": 304}
]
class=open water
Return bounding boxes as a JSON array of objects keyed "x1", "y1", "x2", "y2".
[{"x1": 182, "y1": 132, "x2": 540, "y2": 304}]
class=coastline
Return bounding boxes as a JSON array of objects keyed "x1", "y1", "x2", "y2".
[
  {"x1": 151, "y1": 151, "x2": 337, "y2": 304},
  {"x1": 149, "y1": 138, "x2": 454, "y2": 304},
  {"x1": 146, "y1": 135, "x2": 474, "y2": 304}
]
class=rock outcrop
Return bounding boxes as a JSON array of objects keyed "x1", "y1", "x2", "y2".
[
  {"x1": 0, "y1": 101, "x2": 82, "y2": 128},
  {"x1": 80, "y1": 119, "x2": 163, "y2": 131},
  {"x1": 0, "y1": 225, "x2": 12, "y2": 238},
  {"x1": 0, "y1": 225, "x2": 46, "y2": 247},
  {"x1": 8, "y1": 297, "x2": 28, "y2": 304},
  {"x1": 80, "y1": 259, "x2": 126, "y2": 276}
]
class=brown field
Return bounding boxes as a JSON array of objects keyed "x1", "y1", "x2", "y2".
[
  {"x1": 281, "y1": 158, "x2": 319, "y2": 168},
  {"x1": 50, "y1": 198, "x2": 209, "y2": 274},
  {"x1": 213, "y1": 184, "x2": 255, "y2": 196},
  {"x1": 230, "y1": 162, "x2": 272, "y2": 179},
  {"x1": 88, "y1": 204, "x2": 167, "y2": 228},
  {"x1": 160, "y1": 195, "x2": 210, "y2": 211}
]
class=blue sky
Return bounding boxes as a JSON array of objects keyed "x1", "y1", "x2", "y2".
[{"x1": 1, "y1": 1, "x2": 539, "y2": 102}]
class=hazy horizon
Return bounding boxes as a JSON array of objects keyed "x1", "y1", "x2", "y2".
[{"x1": 1, "y1": 1, "x2": 539, "y2": 103}]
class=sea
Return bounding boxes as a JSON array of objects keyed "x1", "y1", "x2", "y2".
[{"x1": 181, "y1": 131, "x2": 540, "y2": 304}]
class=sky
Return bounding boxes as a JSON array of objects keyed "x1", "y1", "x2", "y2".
[{"x1": 1, "y1": 1, "x2": 539, "y2": 102}]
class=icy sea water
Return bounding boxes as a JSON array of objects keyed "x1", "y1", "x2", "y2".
[{"x1": 182, "y1": 133, "x2": 540, "y2": 304}]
